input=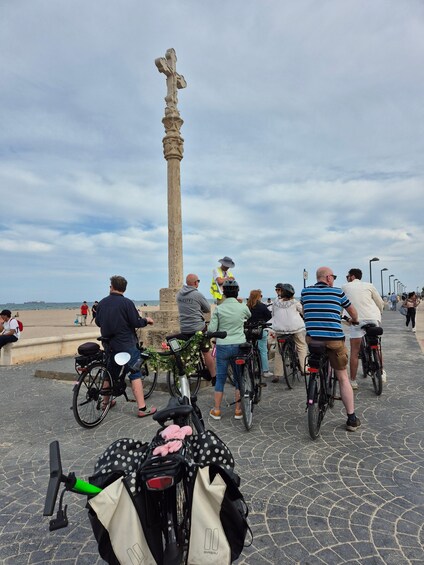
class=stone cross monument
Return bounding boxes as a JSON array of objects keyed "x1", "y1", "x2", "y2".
[{"x1": 151, "y1": 48, "x2": 186, "y2": 339}]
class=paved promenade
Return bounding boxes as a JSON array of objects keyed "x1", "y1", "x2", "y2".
[{"x1": 1, "y1": 309, "x2": 423, "y2": 564}]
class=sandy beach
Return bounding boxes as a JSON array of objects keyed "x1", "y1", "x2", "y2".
[{"x1": 12, "y1": 306, "x2": 160, "y2": 340}]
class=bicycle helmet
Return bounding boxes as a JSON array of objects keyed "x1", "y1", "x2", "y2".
[
  {"x1": 223, "y1": 279, "x2": 239, "y2": 297},
  {"x1": 280, "y1": 283, "x2": 295, "y2": 298}
]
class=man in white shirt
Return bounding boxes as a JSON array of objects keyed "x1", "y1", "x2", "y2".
[{"x1": 342, "y1": 268, "x2": 384, "y2": 389}]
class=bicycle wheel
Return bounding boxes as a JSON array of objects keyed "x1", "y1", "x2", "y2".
[
  {"x1": 370, "y1": 348, "x2": 383, "y2": 396},
  {"x1": 253, "y1": 350, "x2": 263, "y2": 404},
  {"x1": 282, "y1": 344, "x2": 298, "y2": 389},
  {"x1": 239, "y1": 364, "x2": 254, "y2": 431},
  {"x1": 141, "y1": 361, "x2": 158, "y2": 400},
  {"x1": 307, "y1": 375, "x2": 325, "y2": 440},
  {"x1": 167, "y1": 366, "x2": 201, "y2": 398},
  {"x1": 72, "y1": 363, "x2": 112, "y2": 428}
]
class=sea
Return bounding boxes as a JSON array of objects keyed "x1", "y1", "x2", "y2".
[{"x1": 0, "y1": 300, "x2": 161, "y2": 312}]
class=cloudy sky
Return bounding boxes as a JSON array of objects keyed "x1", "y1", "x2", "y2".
[{"x1": 1, "y1": 0, "x2": 423, "y2": 303}]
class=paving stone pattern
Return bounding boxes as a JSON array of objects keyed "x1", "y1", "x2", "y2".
[{"x1": 1, "y1": 311, "x2": 423, "y2": 564}]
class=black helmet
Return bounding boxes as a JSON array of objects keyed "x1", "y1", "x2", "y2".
[
  {"x1": 281, "y1": 283, "x2": 295, "y2": 297},
  {"x1": 275, "y1": 283, "x2": 284, "y2": 290},
  {"x1": 223, "y1": 279, "x2": 239, "y2": 297}
]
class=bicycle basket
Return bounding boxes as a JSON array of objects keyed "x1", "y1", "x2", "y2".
[
  {"x1": 77, "y1": 342, "x2": 101, "y2": 356},
  {"x1": 244, "y1": 325, "x2": 263, "y2": 341}
]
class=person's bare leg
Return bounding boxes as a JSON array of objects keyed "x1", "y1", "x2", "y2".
[
  {"x1": 349, "y1": 338, "x2": 361, "y2": 381},
  {"x1": 336, "y1": 369, "x2": 354, "y2": 414},
  {"x1": 131, "y1": 378, "x2": 146, "y2": 408},
  {"x1": 214, "y1": 391, "x2": 223, "y2": 411}
]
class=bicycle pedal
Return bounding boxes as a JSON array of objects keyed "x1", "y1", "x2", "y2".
[
  {"x1": 333, "y1": 396, "x2": 342, "y2": 401},
  {"x1": 260, "y1": 383, "x2": 267, "y2": 387}
]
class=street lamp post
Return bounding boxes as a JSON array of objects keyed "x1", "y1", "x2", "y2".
[
  {"x1": 389, "y1": 274, "x2": 394, "y2": 294},
  {"x1": 394, "y1": 279, "x2": 398, "y2": 295},
  {"x1": 380, "y1": 268, "x2": 388, "y2": 297},
  {"x1": 369, "y1": 257, "x2": 379, "y2": 284}
]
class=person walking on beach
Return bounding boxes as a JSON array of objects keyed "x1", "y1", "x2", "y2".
[
  {"x1": 80, "y1": 301, "x2": 90, "y2": 325},
  {"x1": 210, "y1": 256, "x2": 235, "y2": 304},
  {"x1": 95, "y1": 275, "x2": 156, "y2": 418},
  {"x1": 0, "y1": 309, "x2": 20, "y2": 350},
  {"x1": 90, "y1": 301, "x2": 99, "y2": 324},
  {"x1": 301, "y1": 267, "x2": 361, "y2": 432},
  {"x1": 342, "y1": 268, "x2": 384, "y2": 389},
  {"x1": 176, "y1": 273, "x2": 216, "y2": 382},
  {"x1": 402, "y1": 291, "x2": 420, "y2": 332}
]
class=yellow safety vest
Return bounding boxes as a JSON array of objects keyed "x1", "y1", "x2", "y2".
[{"x1": 210, "y1": 267, "x2": 234, "y2": 300}]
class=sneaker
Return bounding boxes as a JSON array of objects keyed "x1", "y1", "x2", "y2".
[
  {"x1": 381, "y1": 370, "x2": 387, "y2": 383},
  {"x1": 346, "y1": 417, "x2": 361, "y2": 432},
  {"x1": 412, "y1": 328, "x2": 416, "y2": 333},
  {"x1": 234, "y1": 409, "x2": 243, "y2": 420},
  {"x1": 138, "y1": 405, "x2": 157, "y2": 418},
  {"x1": 209, "y1": 408, "x2": 221, "y2": 420},
  {"x1": 262, "y1": 371, "x2": 273, "y2": 378},
  {"x1": 350, "y1": 380, "x2": 359, "y2": 390}
]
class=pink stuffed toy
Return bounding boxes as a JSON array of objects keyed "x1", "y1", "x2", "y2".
[{"x1": 152, "y1": 424, "x2": 193, "y2": 456}]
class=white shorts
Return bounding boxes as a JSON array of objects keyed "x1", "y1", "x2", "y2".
[{"x1": 350, "y1": 319, "x2": 380, "y2": 339}]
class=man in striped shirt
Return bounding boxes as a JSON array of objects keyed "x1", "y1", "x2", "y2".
[{"x1": 301, "y1": 266, "x2": 361, "y2": 432}]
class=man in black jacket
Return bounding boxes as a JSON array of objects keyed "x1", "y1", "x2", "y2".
[{"x1": 96, "y1": 275, "x2": 156, "y2": 417}]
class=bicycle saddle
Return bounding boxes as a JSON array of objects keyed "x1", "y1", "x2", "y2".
[{"x1": 153, "y1": 396, "x2": 193, "y2": 425}]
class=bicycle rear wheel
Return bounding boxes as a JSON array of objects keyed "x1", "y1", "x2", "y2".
[
  {"x1": 328, "y1": 369, "x2": 337, "y2": 408},
  {"x1": 167, "y1": 366, "x2": 201, "y2": 398},
  {"x1": 283, "y1": 344, "x2": 298, "y2": 389},
  {"x1": 72, "y1": 363, "x2": 112, "y2": 428},
  {"x1": 370, "y1": 348, "x2": 383, "y2": 396},
  {"x1": 239, "y1": 364, "x2": 254, "y2": 431},
  {"x1": 141, "y1": 361, "x2": 158, "y2": 400},
  {"x1": 307, "y1": 375, "x2": 325, "y2": 440}
]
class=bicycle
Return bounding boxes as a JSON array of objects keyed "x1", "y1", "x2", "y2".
[
  {"x1": 275, "y1": 333, "x2": 302, "y2": 389},
  {"x1": 305, "y1": 341, "x2": 340, "y2": 440},
  {"x1": 72, "y1": 338, "x2": 158, "y2": 428},
  {"x1": 359, "y1": 322, "x2": 384, "y2": 396},
  {"x1": 45, "y1": 329, "x2": 230, "y2": 564},
  {"x1": 232, "y1": 320, "x2": 270, "y2": 431}
]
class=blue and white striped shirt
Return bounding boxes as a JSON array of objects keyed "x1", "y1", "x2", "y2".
[{"x1": 300, "y1": 282, "x2": 351, "y2": 340}]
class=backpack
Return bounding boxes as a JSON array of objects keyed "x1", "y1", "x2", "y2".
[{"x1": 16, "y1": 319, "x2": 23, "y2": 332}]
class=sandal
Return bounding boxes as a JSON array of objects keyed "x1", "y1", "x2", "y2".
[{"x1": 138, "y1": 405, "x2": 157, "y2": 418}]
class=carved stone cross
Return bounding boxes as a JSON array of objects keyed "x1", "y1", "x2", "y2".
[{"x1": 155, "y1": 48, "x2": 187, "y2": 115}]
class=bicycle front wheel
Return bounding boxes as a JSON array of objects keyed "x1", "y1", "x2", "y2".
[
  {"x1": 167, "y1": 366, "x2": 201, "y2": 398},
  {"x1": 72, "y1": 363, "x2": 112, "y2": 428},
  {"x1": 360, "y1": 339, "x2": 368, "y2": 377},
  {"x1": 370, "y1": 348, "x2": 383, "y2": 396},
  {"x1": 239, "y1": 364, "x2": 254, "y2": 431},
  {"x1": 141, "y1": 362, "x2": 158, "y2": 400},
  {"x1": 328, "y1": 369, "x2": 338, "y2": 408},
  {"x1": 283, "y1": 344, "x2": 299, "y2": 389}
]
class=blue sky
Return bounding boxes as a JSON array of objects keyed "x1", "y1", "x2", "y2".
[{"x1": 1, "y1": 0, "x2": 423, "y2": 303}]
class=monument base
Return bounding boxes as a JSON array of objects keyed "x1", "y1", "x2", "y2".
[{"x1": 138, "y1": 287, "x2": 180, "y2": 349}]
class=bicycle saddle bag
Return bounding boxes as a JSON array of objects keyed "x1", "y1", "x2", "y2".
[
  {"x1": 365, "y1": 326, "x2": 383, "y2": 337},
  {"x1": 238, "y1": 342, "x2": 251, "y2": 352},
  {"x1": 307, "y1": 341, "x2": 327, "y2": 355},
  {"x1": 77, "y1": 342, "x2": 101, "y2": 356}
]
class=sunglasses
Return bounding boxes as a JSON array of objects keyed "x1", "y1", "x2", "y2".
[{"x1": 328, "y1": 274, "x2": 337, "y2": 280}]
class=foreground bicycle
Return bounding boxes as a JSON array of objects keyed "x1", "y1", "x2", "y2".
[
  {"x1": 72, "y1": 337, "x2": 158, "y2": 428},
  {"x1": 305, "y1": 341, "x2": 340, "y2": 440},
  {"x1": 359, "y1": 322, "x2": 384, "y2": 396},
  {"x1": 44, "y1": 329, "x2": 251, "y2": 564}
]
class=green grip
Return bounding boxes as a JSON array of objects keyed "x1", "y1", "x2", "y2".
[{"x1": 71, "y1": 478, "x2": 102, "y2": 495}]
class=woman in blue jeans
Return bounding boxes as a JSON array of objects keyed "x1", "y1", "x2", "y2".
[
  {"x1": 208, "y1": 280, "x2": 251, "y2": 420},
  {"x1": 246, "y1": 289, "x2": 272, "y2": 377}
]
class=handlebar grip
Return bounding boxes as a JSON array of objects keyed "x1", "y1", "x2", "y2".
[{"x1": 206, "y1": 331, "x2": 227, "y2": 339}]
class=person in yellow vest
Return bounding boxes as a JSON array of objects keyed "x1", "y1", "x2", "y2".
[{"x1": 210, "y1": 256, "x2": 235, "y2": 304}]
